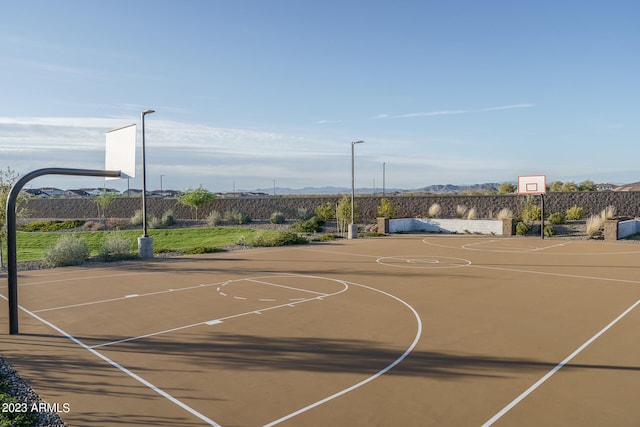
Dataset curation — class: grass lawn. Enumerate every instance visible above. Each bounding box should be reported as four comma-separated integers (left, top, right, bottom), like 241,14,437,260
7,227,278,262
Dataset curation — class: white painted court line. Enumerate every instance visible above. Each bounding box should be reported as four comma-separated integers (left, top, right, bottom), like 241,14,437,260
32,280,229,313
471,264,640,285
246,278,330,296
0,294,222,427
92,277,350,348
482,298,640,427
262,279,422,427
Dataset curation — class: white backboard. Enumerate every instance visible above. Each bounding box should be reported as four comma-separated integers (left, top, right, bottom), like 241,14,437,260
518,175,546,194
105,124,136,179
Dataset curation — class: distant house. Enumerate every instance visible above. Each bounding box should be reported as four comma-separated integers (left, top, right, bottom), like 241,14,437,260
122,189,143,197
65,189,91,198
595,183,615,191
22,188,49,198
150,189,181,197
37,187,65,197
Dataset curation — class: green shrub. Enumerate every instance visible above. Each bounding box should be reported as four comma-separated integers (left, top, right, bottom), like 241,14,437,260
547,212,566,225
290,216,325,233
377,198,397,218
515,221,531,236
521,202,542,222
162,210,176,227
544,224,557,237
0,392,38,427
252,231,308,247
98,234,135,262
45,235,90,267
224,209,251,225
311,234,343,242
19,219,85,232
269,211,286,224
206,210,223,226
565,205,585,220
130,209,144,226
296,207,312,221
181,246,225,254
315,202,335,220
147,215,160,229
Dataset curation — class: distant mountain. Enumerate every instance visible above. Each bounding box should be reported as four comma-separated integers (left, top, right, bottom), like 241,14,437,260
415,183,501,194
251,183,501,195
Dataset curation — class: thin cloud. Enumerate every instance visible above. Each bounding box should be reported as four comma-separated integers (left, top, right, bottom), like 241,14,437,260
371,104,533,120
395,110,468,118
316,119,342,124
480,103,535,112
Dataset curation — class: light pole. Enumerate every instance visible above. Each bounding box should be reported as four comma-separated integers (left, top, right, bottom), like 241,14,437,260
349,140,364,239
160,174,165,195
383,162,386,197
139,109,155,258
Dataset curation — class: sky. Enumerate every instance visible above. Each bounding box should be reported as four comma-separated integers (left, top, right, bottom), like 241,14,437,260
1,1,639,193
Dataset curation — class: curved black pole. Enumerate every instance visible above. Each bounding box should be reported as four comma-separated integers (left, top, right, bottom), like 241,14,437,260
6,168,121,334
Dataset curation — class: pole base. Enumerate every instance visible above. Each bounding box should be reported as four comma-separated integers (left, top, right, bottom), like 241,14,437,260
348,223,358,239
138,236,154,259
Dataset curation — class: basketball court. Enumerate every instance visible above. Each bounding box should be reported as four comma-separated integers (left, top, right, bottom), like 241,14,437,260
1,234,640,426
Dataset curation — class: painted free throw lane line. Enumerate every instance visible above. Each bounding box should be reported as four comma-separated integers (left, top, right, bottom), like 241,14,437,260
482,298,640,427
0,294,222,427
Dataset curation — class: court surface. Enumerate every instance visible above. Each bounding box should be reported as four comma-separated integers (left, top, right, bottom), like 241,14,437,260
1,234,640,426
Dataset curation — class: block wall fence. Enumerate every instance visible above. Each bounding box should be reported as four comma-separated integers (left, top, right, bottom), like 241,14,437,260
18,192,640,222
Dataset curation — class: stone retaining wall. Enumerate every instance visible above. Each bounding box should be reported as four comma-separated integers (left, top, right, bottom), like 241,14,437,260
18,192,640,222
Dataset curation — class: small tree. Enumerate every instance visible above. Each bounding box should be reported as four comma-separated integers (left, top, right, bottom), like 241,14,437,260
95,190,117,221
178,185,215,220
315,202,335,220
0,167,21,269
497,182,516,195
377,198,397,218
336,194,359,233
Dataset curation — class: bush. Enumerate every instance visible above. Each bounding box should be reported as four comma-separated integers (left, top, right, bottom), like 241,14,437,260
224,209,251,225
428,203,441,218
496,208,513,220
45,235,90,267
252,231,308,247
521,201,541,222
206,210,223,226
130,209,144,226
601,205,616,221
148,215,160,229
290,216,325,233
544,224,557,237
586,214,604,237
466,207,477,220
296,207,312,221
515,221,531,236
315,202,335,220
162,210,176,227
181,246,225,254
455,205,468,218
377,198,397,218
547,212,566,225
269,211,286,224
98,234,135,262
19,219,85,232
565,205,585,220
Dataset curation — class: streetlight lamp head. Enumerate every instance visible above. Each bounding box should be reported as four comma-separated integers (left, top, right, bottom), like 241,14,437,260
352,140,364,145
142,109,155,115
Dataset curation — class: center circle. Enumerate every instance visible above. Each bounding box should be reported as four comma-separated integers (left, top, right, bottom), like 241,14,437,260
377,256,471,269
